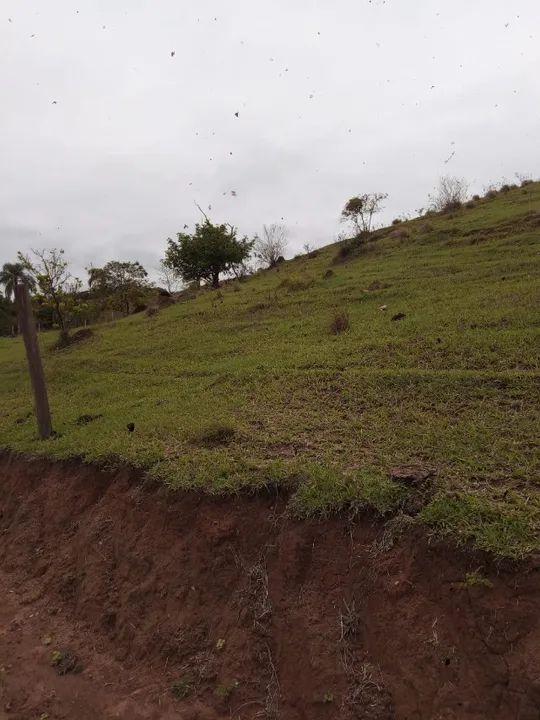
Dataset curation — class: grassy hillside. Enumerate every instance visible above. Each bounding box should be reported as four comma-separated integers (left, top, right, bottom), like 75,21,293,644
1,184,539,556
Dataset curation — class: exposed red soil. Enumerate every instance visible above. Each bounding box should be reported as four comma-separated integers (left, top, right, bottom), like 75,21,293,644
1,453,540,720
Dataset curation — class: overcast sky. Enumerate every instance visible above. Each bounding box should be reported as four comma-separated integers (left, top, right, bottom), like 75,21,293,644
1,0,539,282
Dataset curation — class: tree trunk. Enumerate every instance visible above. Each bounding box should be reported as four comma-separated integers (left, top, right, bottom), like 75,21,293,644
211,271,220,288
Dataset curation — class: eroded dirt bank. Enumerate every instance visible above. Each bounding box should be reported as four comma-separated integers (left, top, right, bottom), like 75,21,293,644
0,454,539,720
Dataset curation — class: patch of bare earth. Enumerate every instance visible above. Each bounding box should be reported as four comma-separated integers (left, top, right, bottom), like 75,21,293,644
1,453,540,719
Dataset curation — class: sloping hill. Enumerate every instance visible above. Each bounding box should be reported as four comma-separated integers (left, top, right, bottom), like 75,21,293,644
1,183,539,556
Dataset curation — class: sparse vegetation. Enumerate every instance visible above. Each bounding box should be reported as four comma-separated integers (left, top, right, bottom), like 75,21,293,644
171,675,194,699
429,176,468,212
254,224,288,269
214,679,239,700
464,571,494,589
1,182,539,557
341,192,388,234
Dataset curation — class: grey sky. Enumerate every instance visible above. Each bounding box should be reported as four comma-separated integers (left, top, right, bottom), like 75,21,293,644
1,0,539,282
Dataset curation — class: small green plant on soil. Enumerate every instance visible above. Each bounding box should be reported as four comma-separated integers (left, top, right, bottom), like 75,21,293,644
464,571,494,589
171,675,194,699
214,679,239,699
51,649,81,675
323,692,335,703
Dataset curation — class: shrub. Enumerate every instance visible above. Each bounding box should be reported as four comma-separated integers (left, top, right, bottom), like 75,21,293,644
465,200,476,209
53,327,93,350
254,224,288,269
429,176,468,212
333,231,372,263
500,184,511,193
329,310,350,335
444,200,463,212
334,242,354,262
521,179,533,187
323,269,334,279
485,189,498,199
392,218,402,225
472,194,480,201
145,306,159,317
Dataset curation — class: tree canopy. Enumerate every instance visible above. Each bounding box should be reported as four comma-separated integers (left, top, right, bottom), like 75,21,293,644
165,220,253,288
0,262,36,300
88,260,148,315
341,193,388,234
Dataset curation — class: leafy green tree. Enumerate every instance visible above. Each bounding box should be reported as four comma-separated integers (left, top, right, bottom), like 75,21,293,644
88,260,148,315
0,262,36,300
165,219,253,288
0,295,17,336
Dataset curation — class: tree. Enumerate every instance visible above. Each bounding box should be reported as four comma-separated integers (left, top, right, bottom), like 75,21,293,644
341,193,388,234
0,295,17,336
88,260,148,315
20,249,76,333
254,224,287,268
165,219,253,288
157,259,183,294
429,176,468,212
0,262,35,300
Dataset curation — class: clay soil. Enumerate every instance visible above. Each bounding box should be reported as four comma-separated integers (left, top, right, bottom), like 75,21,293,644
1,453,540,720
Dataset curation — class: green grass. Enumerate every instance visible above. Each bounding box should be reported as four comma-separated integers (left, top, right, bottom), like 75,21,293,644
1,184,539,557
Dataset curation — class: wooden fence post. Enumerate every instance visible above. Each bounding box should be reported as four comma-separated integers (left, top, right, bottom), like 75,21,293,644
15,282,53,439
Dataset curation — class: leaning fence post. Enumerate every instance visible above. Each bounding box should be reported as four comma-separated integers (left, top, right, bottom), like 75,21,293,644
15,282,53,439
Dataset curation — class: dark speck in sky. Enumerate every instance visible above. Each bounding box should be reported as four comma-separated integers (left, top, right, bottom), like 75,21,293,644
170,50,175,57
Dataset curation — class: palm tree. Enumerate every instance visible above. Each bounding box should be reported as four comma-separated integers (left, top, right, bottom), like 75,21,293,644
0,262,35,300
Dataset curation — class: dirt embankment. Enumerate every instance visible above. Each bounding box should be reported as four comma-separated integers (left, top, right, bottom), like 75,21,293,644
0,454,539,720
